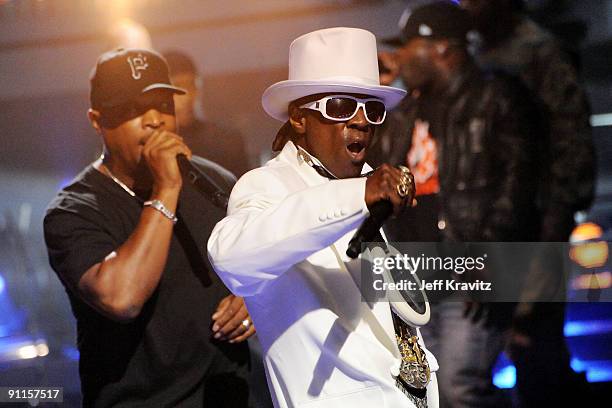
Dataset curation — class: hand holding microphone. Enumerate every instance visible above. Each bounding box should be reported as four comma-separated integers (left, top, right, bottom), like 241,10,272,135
142,130,192,192
365,164,414,215
142,130,229,209
347,164,415,258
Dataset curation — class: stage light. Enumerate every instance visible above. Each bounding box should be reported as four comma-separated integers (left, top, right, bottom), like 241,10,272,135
105,0,134,19
570,242,609,269
565,319,612,337
571,271,612,290
493,365,516,389
569,222,608,269
16,344,38,359
586,366,612,382
36,342,49,357
570,222,603,243
107,17,153,50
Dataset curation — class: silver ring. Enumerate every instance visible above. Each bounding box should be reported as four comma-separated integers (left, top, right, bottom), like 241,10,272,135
241,319,251,329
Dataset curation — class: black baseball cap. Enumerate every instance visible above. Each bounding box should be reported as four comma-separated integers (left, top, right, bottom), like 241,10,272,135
90,48,185,110
382,1,472,47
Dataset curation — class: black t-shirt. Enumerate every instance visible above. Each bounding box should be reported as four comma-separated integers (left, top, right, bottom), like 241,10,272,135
44,156,250,407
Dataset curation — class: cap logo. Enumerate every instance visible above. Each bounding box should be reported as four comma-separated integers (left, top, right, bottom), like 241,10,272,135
418,24,433,37
127,54,148,80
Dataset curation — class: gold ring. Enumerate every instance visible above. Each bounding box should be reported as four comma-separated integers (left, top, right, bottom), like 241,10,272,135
398,165,412,176
397,166,415,199
241,319,251,329
397,181,410,198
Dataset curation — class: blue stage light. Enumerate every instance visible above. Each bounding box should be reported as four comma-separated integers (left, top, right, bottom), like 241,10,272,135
493,364,516,389
564,319,612,336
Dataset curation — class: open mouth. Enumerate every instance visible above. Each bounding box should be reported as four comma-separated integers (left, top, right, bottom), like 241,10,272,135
346,140,367,161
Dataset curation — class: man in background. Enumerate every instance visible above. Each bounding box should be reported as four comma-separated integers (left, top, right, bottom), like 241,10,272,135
461,1,595,406
372,2,540,406
163,50,251,177
164,49,273,408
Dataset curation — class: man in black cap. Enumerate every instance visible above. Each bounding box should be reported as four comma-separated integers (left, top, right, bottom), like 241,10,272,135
371,2,541,406
44,48,254,407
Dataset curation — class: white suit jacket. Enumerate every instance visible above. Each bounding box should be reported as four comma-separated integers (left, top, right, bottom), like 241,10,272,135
208,141,438,408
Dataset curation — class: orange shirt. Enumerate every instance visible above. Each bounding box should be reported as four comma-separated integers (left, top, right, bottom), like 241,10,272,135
406,119,440,196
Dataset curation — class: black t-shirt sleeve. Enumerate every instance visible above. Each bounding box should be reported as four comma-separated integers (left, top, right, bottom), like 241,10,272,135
44,206,118,292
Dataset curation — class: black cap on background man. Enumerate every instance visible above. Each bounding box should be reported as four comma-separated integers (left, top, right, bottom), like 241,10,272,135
383,1,473,47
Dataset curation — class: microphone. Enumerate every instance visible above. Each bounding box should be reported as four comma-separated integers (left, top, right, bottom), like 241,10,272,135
177,154,229,210
346,200,393,259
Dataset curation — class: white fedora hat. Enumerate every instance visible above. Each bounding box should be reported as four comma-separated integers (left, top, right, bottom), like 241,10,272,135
262,27,406,122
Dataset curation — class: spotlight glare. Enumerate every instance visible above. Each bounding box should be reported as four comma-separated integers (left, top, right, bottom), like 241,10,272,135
17,345,38,360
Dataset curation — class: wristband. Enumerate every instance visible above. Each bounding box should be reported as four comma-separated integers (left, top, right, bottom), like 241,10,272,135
143,200,178,224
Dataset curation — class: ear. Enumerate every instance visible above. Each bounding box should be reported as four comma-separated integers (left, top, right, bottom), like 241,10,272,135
88,108,103,134
288,104,307,135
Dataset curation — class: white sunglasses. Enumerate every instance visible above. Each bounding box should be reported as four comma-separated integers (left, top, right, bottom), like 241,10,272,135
299,95,387,125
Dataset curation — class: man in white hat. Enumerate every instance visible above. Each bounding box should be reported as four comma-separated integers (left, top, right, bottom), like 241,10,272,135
208,27,439,407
